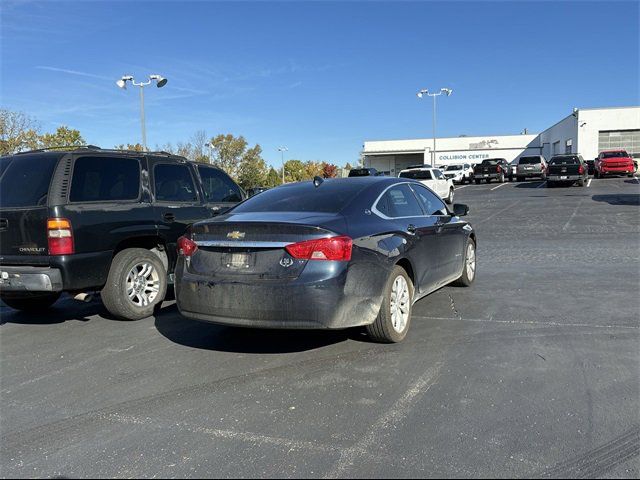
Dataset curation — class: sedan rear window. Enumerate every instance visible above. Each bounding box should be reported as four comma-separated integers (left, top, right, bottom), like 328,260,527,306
232,180,366,213
0,154,58,207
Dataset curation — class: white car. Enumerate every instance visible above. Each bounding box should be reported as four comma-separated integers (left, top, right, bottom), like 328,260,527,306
398,167,455,204
443,163,474,184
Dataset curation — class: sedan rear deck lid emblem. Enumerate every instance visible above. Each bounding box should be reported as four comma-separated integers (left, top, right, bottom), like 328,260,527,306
227,231,245,240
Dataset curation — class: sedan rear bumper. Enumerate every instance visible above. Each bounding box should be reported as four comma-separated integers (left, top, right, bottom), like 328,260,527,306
175,259,387,330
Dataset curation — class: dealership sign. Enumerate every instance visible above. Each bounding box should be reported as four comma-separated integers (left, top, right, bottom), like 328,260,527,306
435,151,492,163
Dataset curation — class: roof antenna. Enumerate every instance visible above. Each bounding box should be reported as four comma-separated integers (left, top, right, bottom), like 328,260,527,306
313,176,324,188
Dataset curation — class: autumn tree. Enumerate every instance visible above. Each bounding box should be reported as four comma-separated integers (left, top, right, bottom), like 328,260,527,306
209,134,264,180
321,162,338,178
283,159,306,182
0,109,40,154
114,143,144,151
237,145,268,189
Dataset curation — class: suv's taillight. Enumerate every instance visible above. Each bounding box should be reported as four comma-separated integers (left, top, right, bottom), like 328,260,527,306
285,236,352,261
47,218,74,255
496,165,502,173
177,236,198,257
578,165,585,175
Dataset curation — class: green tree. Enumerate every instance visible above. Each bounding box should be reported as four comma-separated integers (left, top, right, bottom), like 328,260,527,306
284,159,306,182
304,161,323,179
209,134,250,179
265,167,281,187
237,145,268,189
38,126,84,149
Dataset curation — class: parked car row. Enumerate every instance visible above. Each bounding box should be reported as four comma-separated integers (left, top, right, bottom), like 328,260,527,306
0,147,476,343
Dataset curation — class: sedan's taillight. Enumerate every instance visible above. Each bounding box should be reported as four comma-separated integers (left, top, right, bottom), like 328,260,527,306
286,236,352,261
47,218,74,255
177,236,198,257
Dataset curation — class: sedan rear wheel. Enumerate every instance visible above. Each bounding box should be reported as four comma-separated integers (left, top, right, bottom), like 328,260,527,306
366,266,413,343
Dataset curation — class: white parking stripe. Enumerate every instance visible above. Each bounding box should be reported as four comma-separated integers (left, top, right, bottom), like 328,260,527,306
536,181,547,189
490,182,508,191
587,179,592,187
455,185,469,190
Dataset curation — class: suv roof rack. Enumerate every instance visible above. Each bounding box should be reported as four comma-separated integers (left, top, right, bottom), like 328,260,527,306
13,145,187,161
15,145,102,155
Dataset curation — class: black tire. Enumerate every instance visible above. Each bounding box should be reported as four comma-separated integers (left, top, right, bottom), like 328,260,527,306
541,173,547,181
578,178,585,187
475,179,481,185
547,181,555,188
499,173,505,183
517,176,524,182
101,248,167,320
594,170,600,179
1,292,61,312
365,266,414,343
445,187,454,204
452,237,476,287
628,174,635,178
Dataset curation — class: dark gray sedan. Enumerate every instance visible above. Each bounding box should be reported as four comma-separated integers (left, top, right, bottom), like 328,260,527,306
175,177,476,343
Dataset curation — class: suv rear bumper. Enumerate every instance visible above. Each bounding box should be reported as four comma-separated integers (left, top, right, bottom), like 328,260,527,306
548,174,582,181
0,266,63,292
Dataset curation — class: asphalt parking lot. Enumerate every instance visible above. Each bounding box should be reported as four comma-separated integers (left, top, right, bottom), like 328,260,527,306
1,176,639,478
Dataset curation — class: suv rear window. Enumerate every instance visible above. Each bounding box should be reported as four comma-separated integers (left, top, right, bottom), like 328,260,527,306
519,157,541,164
70,156,141,203
0,154,59,208
197,166,243,203
550,156,579,165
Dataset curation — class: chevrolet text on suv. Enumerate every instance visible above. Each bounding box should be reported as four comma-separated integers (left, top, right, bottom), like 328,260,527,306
0,147,245,319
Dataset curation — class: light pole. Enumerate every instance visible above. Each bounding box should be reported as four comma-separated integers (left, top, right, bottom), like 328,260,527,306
206,142,214,164
417,87,453,167
278,146,288,184
116,74,168,151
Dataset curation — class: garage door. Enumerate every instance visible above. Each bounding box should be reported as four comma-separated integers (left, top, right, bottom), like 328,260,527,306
598,130,640,156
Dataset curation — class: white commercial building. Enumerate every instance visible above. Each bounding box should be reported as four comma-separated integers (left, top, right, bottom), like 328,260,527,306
363,106,640,176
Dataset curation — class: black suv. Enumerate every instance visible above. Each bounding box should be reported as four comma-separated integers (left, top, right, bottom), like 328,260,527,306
0,147,244,319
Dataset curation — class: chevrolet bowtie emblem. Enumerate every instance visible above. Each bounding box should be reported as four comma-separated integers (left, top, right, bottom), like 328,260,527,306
227,231,245,240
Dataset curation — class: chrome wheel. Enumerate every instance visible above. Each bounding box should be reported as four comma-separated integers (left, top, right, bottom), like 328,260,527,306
126,262,160,307
390,275,410,333
466,243,476,281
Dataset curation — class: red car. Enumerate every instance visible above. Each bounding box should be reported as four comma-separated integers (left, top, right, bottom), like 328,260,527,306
595,150,636,178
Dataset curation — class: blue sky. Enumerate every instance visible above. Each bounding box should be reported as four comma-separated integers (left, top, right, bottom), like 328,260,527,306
2,1,639,168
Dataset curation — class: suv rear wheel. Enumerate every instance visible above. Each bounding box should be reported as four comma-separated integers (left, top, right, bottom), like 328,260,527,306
102,248,167,320
1,292,61,312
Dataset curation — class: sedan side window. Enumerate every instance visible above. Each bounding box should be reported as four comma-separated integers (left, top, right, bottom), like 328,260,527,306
376,184,424,218
411,184,448,216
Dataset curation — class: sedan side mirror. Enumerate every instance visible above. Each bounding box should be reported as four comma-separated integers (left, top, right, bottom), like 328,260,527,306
453,203,469,216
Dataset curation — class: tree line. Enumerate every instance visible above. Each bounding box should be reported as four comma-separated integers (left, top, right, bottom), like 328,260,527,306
1,108,353,189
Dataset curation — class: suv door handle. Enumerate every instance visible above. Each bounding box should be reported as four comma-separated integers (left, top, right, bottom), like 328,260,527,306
407,224,417,235
163,212,176,223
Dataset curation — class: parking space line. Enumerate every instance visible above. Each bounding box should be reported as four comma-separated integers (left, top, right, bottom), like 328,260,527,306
536,181,547,188
413,315,640,330
455,185,469,190
474,200,519,224
324,362,443,478
490,183,508,191
587,179,592,187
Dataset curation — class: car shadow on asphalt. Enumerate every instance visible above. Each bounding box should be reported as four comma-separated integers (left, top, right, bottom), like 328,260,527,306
592,194,640,206
0,298,100,325
512,180,545,188
154,303,365,354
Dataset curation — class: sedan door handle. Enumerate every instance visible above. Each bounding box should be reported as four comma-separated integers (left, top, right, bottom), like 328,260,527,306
407,224,417,235
163,212,176,223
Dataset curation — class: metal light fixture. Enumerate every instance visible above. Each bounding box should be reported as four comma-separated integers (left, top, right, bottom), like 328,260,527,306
416,87,453,166
278,146,288,184
116,74,168,150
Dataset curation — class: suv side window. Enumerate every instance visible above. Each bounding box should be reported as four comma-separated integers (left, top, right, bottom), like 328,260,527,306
154,164,198,203
411,184,448,216
375,184,424,218
197,165,243,203
70,156,140,203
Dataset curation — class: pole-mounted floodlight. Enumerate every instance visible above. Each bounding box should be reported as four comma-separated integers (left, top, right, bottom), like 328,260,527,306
278,146,288,184
416,87,453,167
116,74,168,150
